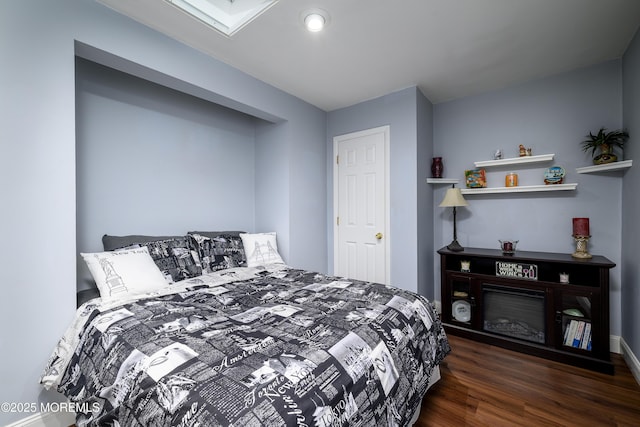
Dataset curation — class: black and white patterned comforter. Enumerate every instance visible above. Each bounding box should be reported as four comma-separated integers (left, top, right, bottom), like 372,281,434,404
42,265,450,427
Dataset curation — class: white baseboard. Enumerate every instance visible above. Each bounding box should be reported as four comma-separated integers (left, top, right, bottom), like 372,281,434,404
610,334,621,354
4,411,75,427
620,337,640,386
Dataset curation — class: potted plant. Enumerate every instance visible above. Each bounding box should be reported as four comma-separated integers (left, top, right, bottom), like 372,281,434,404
581,127,629,165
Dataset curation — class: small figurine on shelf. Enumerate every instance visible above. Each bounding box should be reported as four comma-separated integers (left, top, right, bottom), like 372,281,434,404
519,144,533,157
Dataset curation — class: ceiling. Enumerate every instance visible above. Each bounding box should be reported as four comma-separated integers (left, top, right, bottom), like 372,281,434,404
98,0,640,111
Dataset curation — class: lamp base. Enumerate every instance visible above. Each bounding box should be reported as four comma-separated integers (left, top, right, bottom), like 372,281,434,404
447,240,464,252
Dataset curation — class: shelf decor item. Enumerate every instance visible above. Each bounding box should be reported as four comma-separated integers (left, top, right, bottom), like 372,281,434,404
499,239,518,255
572,217,592,259
581,127,629,165
452,300,471,322
505,172,518,187
464,168,486,188
431,157,443,178
439,186,469,252
544,165,566,185
573,217,590,236
518,144,532,157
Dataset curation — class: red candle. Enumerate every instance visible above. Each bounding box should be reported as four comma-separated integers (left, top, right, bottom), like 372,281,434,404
572,218,590,236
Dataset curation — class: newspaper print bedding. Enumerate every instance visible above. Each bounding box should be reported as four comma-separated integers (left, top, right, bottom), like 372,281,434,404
42,265,450,427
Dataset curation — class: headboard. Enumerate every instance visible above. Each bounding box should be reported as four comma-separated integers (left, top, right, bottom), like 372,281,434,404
77,288,100,307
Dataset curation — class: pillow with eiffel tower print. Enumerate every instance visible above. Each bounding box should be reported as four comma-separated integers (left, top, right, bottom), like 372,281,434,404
240,232,285,267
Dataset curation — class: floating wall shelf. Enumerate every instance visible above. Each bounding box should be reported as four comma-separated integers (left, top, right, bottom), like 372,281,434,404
575,160,632,174
474,153,555,168
460,183,577,195
427,178,460,184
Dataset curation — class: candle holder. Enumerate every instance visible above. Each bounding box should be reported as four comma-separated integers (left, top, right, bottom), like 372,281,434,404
572,235,592,259
499,239,518,255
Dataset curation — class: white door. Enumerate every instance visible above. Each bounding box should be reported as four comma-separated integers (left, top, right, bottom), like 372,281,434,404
333,126,389,284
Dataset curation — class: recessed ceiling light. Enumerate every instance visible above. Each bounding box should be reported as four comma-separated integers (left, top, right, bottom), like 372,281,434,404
302,9,329,32
305,13,325,32
165,0,279,37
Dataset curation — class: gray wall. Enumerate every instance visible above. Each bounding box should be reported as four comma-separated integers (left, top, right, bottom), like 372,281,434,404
433,60,624,336
0,1,326,424
622,29,640,358
327,87,433,294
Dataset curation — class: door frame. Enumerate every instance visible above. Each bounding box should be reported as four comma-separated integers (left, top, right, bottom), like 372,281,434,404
332,125,391,284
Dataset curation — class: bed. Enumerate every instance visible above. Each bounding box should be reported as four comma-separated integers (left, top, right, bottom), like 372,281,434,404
41,232,450,427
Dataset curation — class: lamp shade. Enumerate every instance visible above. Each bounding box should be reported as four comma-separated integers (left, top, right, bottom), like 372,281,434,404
439,188,469,208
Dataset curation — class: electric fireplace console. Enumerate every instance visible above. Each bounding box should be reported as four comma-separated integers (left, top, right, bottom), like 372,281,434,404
438,247,615,373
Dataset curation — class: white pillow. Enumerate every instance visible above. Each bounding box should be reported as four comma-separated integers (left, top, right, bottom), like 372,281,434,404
81,247,169,300
240,232,285,267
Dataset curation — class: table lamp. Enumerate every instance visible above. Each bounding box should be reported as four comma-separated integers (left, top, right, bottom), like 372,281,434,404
439,186,469,252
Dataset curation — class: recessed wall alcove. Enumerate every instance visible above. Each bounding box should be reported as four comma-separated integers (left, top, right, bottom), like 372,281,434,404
74,44,282,290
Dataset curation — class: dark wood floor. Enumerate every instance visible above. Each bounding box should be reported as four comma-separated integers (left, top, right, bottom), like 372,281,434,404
416,335,640,426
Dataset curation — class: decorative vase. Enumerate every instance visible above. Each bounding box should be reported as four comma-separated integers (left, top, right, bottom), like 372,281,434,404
431,157,443,178
593,144,617,165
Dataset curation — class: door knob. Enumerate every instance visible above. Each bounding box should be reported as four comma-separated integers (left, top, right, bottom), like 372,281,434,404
375,232,383,240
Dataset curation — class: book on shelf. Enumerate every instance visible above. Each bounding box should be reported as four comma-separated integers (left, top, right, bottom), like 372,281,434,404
564,320,578,346
572,321,585,348
580,323,592,350
563,319,592,350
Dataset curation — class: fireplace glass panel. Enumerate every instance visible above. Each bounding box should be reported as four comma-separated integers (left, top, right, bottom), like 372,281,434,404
483,285,545,344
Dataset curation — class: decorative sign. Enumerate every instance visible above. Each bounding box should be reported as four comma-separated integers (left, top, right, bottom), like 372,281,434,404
495,261,538,280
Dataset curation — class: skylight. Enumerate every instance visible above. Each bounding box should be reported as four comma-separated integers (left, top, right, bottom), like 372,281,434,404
165,0,279,37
